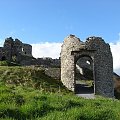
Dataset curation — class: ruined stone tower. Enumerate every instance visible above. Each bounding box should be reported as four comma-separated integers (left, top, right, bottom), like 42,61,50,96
61,35,114,98
0,37,32,63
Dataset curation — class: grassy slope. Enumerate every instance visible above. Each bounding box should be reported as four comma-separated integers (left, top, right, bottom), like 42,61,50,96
0,66,69,93
0,66,120,120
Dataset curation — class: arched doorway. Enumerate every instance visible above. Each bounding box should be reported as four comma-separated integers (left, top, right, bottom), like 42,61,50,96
75,55,94,94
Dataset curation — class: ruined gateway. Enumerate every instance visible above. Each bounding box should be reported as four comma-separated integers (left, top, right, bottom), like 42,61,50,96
61,35,114,98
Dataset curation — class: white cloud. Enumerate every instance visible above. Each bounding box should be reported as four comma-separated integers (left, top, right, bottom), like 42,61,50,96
0,40,4,47
31,42,62,59
110,42,120,75
31,41,120,75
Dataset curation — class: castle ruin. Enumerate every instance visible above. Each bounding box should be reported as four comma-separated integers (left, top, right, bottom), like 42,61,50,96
61,35,114,98
0,37,32,63
0,37,60,67
0,36,115,98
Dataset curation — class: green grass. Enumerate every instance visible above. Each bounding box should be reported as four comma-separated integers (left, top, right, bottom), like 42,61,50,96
0,66,120,120
79,80,93,87
0,61,20,66
0,85,120,120
0,66,69,93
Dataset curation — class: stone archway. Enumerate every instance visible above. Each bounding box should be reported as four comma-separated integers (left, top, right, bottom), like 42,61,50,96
75,55,94,94
61,35,114,98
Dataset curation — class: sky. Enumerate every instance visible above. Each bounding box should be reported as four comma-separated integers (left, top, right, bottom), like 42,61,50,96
0,0,120,74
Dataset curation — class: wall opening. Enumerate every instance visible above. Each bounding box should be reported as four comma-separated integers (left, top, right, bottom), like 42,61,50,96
75,56,94,94
1,56,6,61
12,54,17,62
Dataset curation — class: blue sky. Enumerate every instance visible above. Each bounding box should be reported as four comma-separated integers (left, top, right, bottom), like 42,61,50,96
0,0,120,43
0,0,120,74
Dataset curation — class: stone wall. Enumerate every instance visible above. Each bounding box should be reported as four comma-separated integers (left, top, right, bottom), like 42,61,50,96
45,68,61,80
61,35,114,98
29,57,60,68
22,43,32,56
0,37,61,67
0,37,32,63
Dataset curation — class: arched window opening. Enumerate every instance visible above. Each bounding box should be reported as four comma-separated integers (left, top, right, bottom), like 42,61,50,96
86,60,91,65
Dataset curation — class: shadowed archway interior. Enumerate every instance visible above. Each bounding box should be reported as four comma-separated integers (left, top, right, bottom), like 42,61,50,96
75,56,94,94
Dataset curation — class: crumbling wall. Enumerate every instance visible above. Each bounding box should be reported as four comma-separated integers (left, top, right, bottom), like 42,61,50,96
61,35,82,91
0,37,32,63
61,35,114,98
22,43,32,56
45,68,61,80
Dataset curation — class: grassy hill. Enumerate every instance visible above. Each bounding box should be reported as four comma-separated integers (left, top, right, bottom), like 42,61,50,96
0,66,69,93
0,66,120,120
